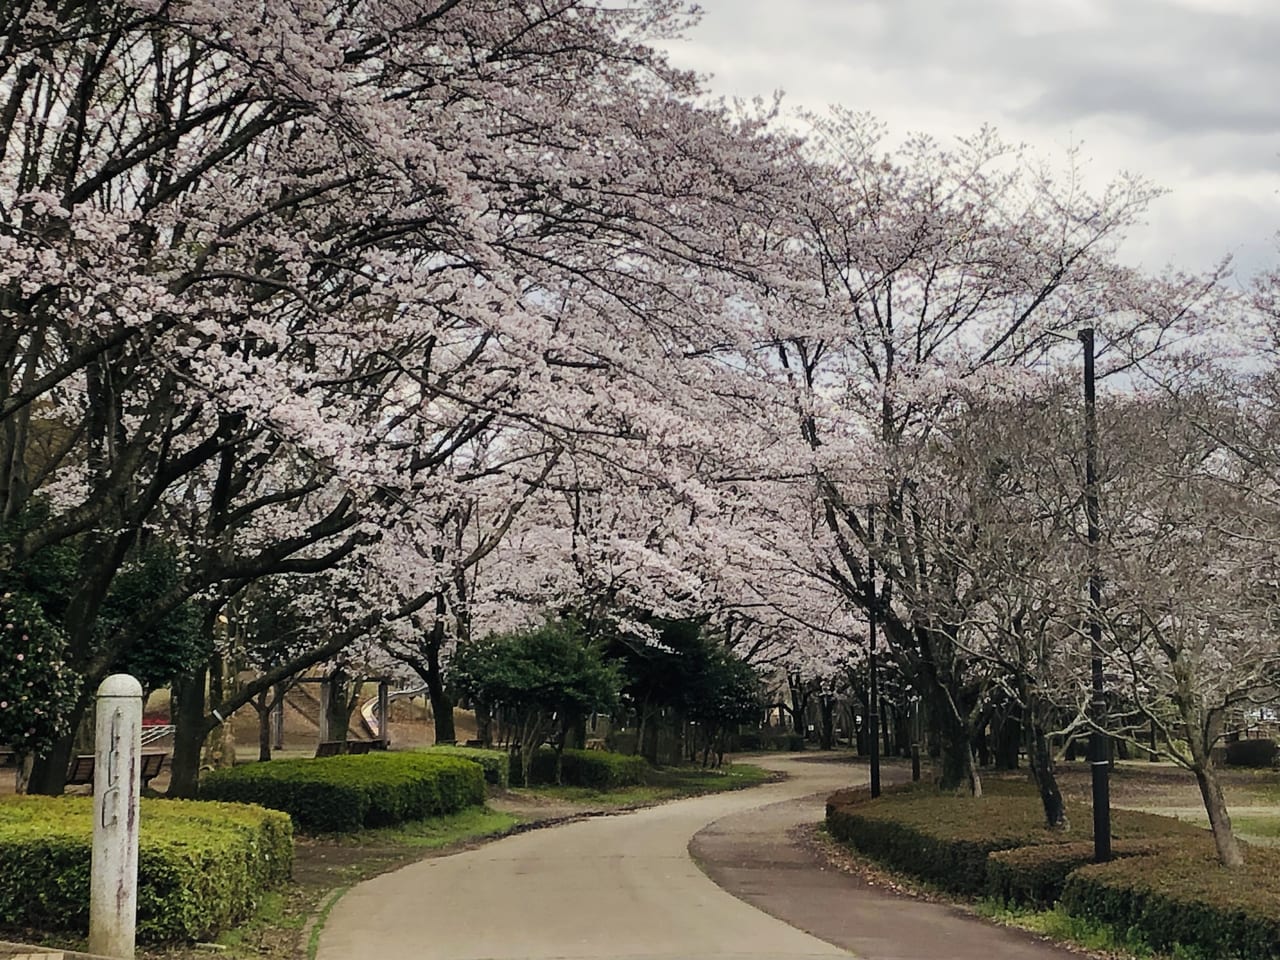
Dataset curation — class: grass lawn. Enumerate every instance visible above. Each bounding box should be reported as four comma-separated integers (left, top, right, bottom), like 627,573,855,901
1053,760,1280,847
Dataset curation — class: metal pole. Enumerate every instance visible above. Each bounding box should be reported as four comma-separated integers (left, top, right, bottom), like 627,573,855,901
910,697,922,782
1079,327,1112,862
273,695,285,751
90,674,142,959
868,503,881,798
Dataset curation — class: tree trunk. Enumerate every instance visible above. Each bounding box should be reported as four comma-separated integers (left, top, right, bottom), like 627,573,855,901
641,704,660,764
819,696,835,750
324,668,356,742
26,726,77,795
475,697,493,747
1194,765,1244,868
894,706,911,759
995,712,1021,770
168,666,209,798
975,724,991,768
937,710,981,795
424,637,455,744
1027,723,1068,830
787,674,809,736
255,696,272,762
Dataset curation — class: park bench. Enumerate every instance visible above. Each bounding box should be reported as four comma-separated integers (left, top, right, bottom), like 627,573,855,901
344,740,371,755
0,748,16,767
315,740,346,757
65,751,168,788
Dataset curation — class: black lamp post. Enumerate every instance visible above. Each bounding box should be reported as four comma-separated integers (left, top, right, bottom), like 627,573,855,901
1079,327,1112,862
867,502,881,798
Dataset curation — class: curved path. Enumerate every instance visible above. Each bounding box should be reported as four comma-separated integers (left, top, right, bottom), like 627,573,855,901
317,755,858,960
317,754,1079,960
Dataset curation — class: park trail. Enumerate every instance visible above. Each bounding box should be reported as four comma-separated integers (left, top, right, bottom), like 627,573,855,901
317,753,1083,960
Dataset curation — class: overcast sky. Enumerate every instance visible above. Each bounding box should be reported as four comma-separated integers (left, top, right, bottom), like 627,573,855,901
659,0,1279,282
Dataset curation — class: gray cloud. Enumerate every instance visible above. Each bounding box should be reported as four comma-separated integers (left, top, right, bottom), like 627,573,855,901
662,0,1280,274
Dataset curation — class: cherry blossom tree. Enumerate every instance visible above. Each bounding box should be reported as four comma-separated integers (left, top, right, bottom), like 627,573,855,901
735,110,1227,793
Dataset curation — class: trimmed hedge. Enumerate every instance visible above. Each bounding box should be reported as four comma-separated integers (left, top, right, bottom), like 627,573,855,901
518,747,651,788
1223,738,1278,768
200,752,484,832
986,839,1175,908
824,777,1280,958
420,745,510,789
1062,846,1280,959
0,795,291,943
825,779,1202,895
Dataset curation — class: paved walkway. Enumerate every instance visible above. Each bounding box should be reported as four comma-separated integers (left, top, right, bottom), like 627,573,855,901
692,757,1080,959
317,754,1079,960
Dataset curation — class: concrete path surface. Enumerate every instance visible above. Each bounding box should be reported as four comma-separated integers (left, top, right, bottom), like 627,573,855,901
317,754,1079,960
317,755,860,960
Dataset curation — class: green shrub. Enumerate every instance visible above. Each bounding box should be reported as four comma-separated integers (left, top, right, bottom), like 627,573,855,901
986,839,1174,908
824,779,1201,896
200,752,484,832
419,745,509,789
1223,738,1278,768
520,747,651,788
1061,846,1280,959
0,795,291,943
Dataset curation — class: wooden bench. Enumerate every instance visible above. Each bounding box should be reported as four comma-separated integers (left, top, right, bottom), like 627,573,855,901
0,748,16,768
344,740,371,755
315,740,347,758
66,754,96,786
140,751,167,787
66,751,169,788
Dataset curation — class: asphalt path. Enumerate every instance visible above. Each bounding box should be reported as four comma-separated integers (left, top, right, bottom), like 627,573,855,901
316,754,862,960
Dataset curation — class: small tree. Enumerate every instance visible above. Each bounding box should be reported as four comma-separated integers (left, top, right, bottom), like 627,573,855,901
683,647,763,768
0,590,78,788
451,620,619,786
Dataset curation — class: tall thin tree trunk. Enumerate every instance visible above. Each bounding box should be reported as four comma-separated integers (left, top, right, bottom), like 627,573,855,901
424,623,455,744
1027,723,1068,829
1195,765,1244,868
819,696,835,750
168,666,209,798
255,695,272,762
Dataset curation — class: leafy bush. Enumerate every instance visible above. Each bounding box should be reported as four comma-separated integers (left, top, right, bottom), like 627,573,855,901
1061,845,1280,959
825,779,1200,895
520,747,651,788
200,752,484,832
986,839,1175,908
420,745,509,789
0,590,78,757
0,795,291,943
1223,738,1278,768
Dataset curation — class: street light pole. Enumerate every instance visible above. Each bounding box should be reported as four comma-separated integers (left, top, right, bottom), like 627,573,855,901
1079,327,1112,862
867,503,881,798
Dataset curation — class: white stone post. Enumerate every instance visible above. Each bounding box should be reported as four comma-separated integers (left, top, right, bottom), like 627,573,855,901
90,674,143,959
